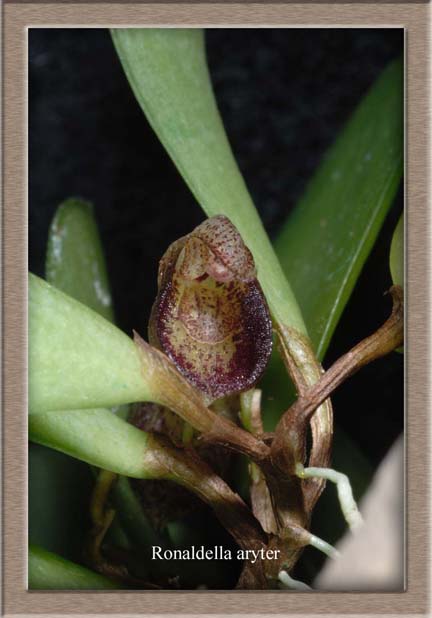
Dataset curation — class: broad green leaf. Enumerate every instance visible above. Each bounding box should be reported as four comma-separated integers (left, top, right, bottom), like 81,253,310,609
275,58,403,361
29,408,156,478
29,273,155,413
28,545,118,590
45,198,114,321
111,28,306,336
29,273,246,436
390,212,404,288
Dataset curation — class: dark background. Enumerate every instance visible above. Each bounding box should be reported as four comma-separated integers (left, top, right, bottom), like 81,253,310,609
29,28,404,583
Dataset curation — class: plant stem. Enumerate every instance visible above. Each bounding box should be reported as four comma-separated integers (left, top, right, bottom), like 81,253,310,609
147,435,268,550
274,323,333,509
271,286,404,495
134,332,270,462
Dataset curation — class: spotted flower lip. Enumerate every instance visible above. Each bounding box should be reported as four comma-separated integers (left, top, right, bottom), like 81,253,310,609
149,215,273,401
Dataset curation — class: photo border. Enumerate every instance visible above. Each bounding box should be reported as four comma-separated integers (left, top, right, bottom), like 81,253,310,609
2,2,430,616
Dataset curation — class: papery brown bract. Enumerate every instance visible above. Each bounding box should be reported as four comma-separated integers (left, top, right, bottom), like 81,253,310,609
149,216,273,400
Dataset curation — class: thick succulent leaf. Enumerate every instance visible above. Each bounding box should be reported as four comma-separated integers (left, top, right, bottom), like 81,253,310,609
29,273,156,413
275,58,403,361
28,545,118,590
390,213,404,288
45,198,114,321
111,28,306,336
29,273,227,441
29,408,156,478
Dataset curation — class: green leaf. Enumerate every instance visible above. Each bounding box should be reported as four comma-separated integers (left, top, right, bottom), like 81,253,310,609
262,60,402,565
111,28,306,336
42,199,148,547
30,199,114,560
261,58,402,431
45,198,114,321
28,545,118,590
275,58,403,361
29,408,157,478
390,212,404,288
29,273,156,413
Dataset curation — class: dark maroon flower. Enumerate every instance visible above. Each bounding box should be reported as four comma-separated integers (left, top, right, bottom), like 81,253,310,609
149,215,273,400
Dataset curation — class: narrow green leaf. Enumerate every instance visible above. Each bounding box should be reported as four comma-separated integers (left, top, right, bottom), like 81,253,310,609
111,28,306,336
28,545,118,590
275,58,403,361
29,408,156,478
45,198,114,321
29,273,155,413
263,61,402,565
261,58,403,425
390,212,404,288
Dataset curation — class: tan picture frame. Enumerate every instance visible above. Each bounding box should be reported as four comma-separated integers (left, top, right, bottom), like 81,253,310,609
3,1,430,616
